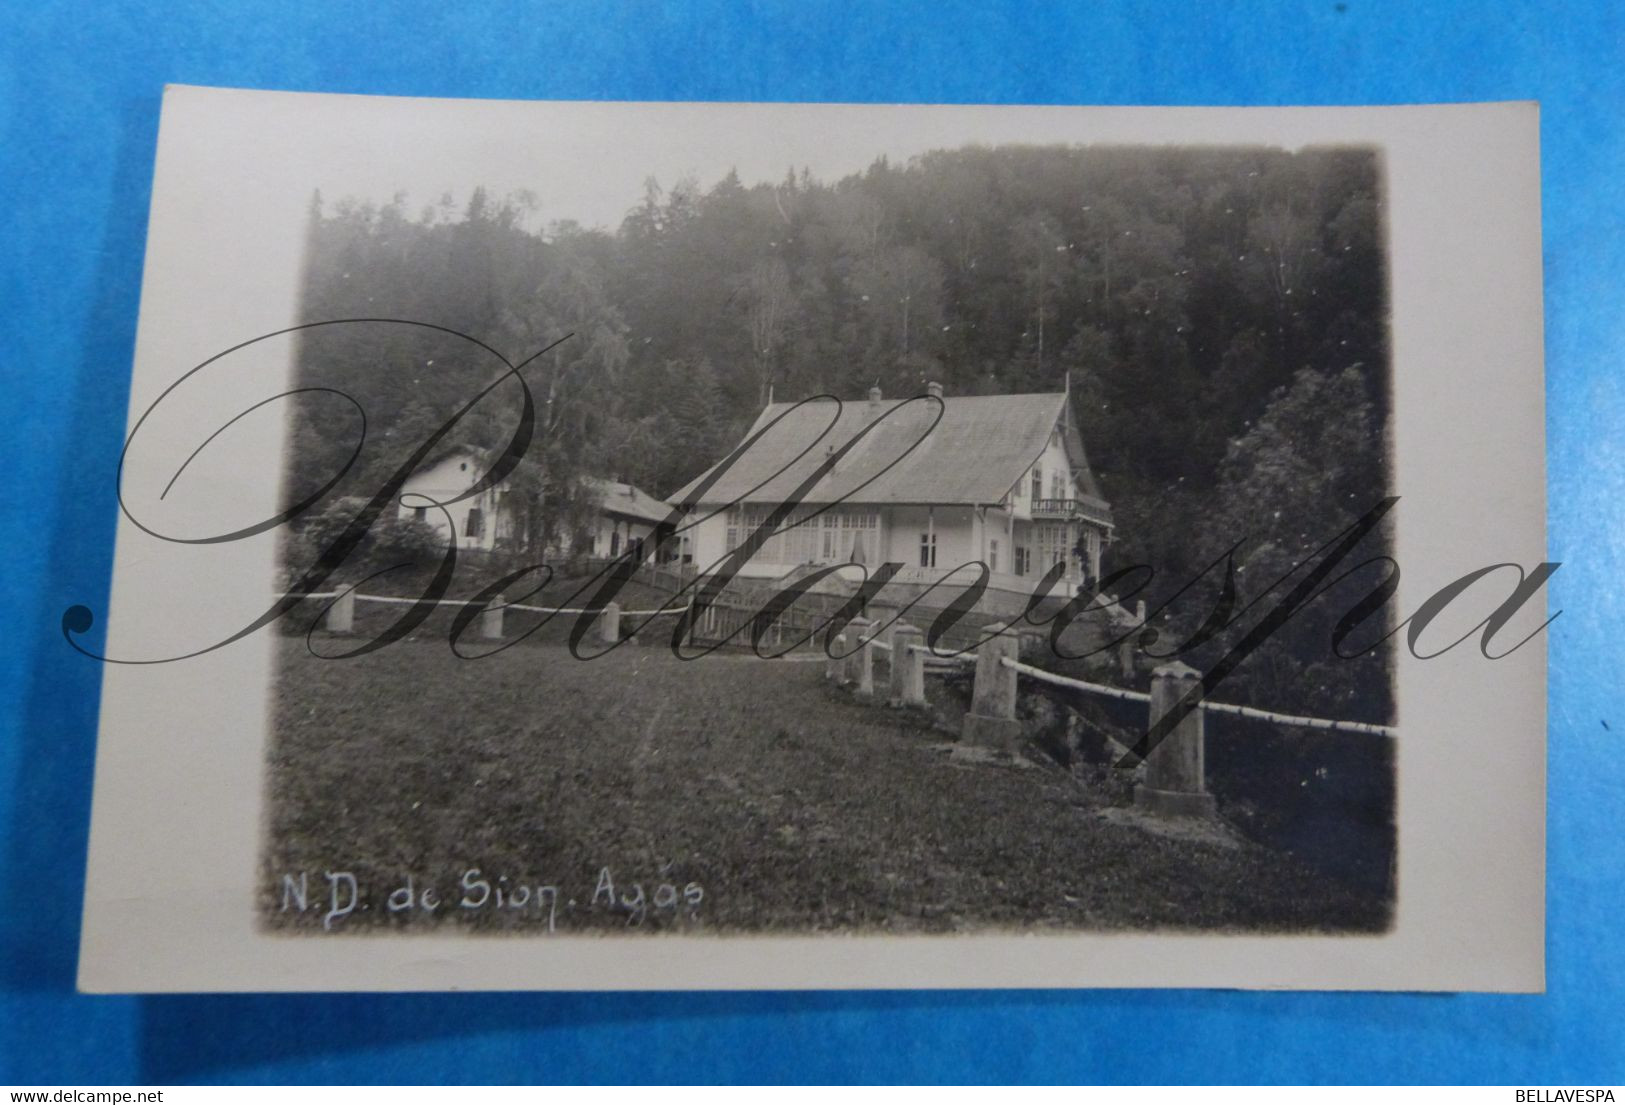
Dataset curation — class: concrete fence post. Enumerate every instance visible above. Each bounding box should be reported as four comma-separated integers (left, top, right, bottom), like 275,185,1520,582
1134,660,1217,818
960,621,1022,752
480,596,505,640
889,624,926,707
597,601,622,645
324,588,355,634
869,603,899,650
1119,637,1137,681
826,631,847,683
844,617,874,697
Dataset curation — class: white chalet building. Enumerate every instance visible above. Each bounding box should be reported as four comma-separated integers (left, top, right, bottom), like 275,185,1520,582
670,382,1114,607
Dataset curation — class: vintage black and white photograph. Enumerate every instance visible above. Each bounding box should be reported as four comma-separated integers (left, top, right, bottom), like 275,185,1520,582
260,128,1398,937
77,91,1545,993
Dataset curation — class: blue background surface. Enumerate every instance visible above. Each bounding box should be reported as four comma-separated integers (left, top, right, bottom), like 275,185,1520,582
2,0,1621,1085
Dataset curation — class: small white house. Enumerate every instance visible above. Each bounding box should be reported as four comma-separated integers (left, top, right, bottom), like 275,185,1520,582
396,448,672,559
579,477,672,559
396,447,513,551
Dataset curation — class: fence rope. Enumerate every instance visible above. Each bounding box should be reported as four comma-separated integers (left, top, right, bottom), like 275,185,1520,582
910,643,968,659
1000,657,1152,704
1184,698,1397,738
906,643,975,663
714,653,830,663
1000,656,1395,737
913,650,975,671
285,592,688,618
504,600,689,618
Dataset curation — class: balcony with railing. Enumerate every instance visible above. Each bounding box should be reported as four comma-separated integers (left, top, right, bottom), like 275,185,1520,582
1029,496,1114,526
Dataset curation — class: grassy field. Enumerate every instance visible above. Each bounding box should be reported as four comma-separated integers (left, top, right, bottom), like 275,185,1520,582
261,633,1390,936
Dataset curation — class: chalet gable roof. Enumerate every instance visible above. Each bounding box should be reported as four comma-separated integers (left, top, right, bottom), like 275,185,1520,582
672,391,1108,511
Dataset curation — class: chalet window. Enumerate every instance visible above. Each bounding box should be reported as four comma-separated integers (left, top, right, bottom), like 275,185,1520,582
919,532,937,568
465,507,484,539
1035,523,1070,576
988,540,999,573
1015,546,1030,576
1030,466,1042,502
781,508,813,563
413,506,427,522
721,507,883,566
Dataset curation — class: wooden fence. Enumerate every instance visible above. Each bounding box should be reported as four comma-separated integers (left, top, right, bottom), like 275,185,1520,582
825,617,1397,821
684,593,824,653
287,589,685,644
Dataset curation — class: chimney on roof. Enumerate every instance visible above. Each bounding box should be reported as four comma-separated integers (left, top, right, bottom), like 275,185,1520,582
926,381,944,400
868,385,882,407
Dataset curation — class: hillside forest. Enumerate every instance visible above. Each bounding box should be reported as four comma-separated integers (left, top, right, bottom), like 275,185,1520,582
283,142,1393,719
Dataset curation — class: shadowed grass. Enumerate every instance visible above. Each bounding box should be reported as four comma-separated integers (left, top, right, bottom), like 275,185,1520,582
261,636,1388,935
